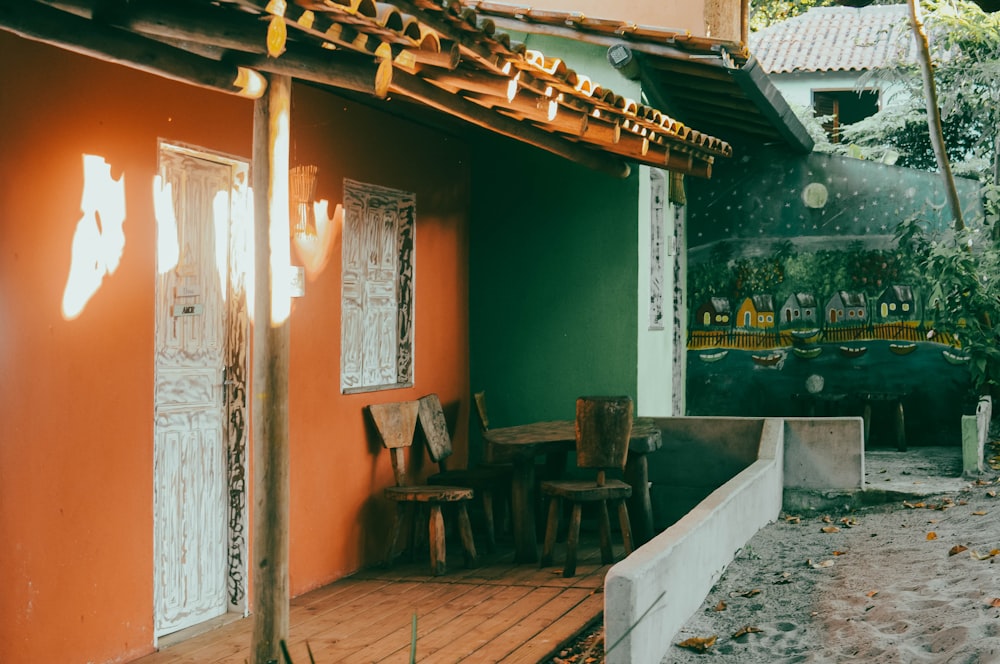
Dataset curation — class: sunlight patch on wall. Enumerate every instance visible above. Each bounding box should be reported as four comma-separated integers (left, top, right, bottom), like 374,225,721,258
62,155,126,320
153,176,180,274
292,200,342,275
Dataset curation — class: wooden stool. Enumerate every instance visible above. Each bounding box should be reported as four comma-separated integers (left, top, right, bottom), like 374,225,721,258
369,400,477,575
540,396,635,577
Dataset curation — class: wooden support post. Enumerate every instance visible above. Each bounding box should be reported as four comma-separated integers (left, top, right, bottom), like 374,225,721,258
251,73,292,664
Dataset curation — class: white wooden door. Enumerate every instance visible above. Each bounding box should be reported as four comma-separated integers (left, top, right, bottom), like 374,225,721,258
154,145,243,636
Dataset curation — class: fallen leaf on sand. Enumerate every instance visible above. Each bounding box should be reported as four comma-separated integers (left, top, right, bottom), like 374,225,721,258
808,559,834,569
988,598,1000,607
866,590,879,598
970,549,999,560
732,626,763,639
904,501,926,509
927,532,938,540
840,517,859,527
833,550,848,556
973,511,988,516
989,491,998,498
714,600,727,612
676,636,717,652
822,515,833,523
785,515,801,524
821,526,840,533
730,589,761,598
949,545,969,556
774,572,792,584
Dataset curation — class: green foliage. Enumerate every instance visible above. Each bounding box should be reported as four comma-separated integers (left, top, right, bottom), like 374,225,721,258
839,1,1000,191
749,0,901,31
895,216,1000,393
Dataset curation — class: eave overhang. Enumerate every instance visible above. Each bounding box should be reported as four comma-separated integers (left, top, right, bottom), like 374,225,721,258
467,1,814,154
1,0,737,178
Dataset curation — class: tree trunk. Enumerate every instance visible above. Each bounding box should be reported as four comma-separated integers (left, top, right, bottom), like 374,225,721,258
908,0,966,231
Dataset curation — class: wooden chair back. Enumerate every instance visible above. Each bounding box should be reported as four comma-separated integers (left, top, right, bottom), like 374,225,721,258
575,396,633,471
368,400,420,487
417,394,454,466
473,391,490,431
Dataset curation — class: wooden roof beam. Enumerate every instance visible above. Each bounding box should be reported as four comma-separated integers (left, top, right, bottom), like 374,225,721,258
388,68,631,178
1,1,266,97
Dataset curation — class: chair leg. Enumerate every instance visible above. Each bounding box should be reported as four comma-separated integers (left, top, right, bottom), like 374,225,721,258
617,499,635,556
481,490,497,553
428,504,446,576
540,496,560,568
597,500,613,565
456,502,478,568
385,502,408,568
563,502,583,578
409,504,426,562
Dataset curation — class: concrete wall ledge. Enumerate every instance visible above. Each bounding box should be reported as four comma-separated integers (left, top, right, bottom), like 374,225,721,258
604,418,785,664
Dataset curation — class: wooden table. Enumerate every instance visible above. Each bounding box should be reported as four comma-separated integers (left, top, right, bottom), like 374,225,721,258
484,419,663,563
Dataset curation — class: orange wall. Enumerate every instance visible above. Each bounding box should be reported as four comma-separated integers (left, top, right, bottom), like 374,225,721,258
0,33,471,663
285,86,472,591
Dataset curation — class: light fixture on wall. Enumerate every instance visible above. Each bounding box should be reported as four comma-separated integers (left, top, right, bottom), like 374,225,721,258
289,164,340,276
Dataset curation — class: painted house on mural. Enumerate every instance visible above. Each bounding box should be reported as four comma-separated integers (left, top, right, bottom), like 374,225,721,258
750,4,914,143
878,284,915,320
826,290,868,325
696,297,732,328
736,294,776,329
780,292,818,326
0,1,815,663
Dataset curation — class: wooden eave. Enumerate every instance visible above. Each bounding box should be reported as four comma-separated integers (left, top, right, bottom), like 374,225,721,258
467,1,815,154
1,0,735,179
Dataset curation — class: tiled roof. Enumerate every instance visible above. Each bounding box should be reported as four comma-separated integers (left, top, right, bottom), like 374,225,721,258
2,0,735,177
749,5,915,74
467,1,814,153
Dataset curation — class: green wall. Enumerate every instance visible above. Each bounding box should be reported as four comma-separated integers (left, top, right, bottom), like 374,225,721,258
469,136,640,446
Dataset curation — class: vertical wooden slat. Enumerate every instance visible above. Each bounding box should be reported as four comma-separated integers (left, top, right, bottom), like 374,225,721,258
251,72,292,664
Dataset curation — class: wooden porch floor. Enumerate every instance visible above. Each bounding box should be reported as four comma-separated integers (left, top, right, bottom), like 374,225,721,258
135,538,615,664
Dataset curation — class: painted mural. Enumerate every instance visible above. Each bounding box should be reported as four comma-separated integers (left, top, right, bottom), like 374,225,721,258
685,149,984,446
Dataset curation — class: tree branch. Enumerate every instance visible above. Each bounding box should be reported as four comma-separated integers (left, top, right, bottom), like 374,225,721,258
908,0,966,230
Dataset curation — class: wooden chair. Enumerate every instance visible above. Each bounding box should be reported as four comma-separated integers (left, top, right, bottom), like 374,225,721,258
368,400,477,576
539,396,635,577
419,393,511,552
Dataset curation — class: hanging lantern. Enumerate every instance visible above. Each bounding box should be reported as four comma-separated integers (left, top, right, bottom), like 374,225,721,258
290,165,319,237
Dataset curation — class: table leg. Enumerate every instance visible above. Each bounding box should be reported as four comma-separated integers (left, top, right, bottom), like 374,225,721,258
624,453,654,546
511,459,538,563
862,401,872,447
894,399,906,451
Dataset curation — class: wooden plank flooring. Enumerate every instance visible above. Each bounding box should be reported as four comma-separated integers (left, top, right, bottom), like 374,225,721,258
134,538,616,664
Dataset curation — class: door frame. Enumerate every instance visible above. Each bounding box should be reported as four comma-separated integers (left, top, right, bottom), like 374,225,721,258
153,140,251,642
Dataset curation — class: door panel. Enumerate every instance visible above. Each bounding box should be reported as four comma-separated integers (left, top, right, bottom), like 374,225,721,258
154,147,234,636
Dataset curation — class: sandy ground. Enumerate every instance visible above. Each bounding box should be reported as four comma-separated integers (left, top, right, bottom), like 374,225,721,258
665,448,1000,664
547,445,1000,664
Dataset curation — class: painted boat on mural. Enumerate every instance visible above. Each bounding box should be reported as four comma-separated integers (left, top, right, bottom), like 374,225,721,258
751,352,783,367
789,328,821,340
793,346,823,359
698,349,729,363
889,342,917,356
839,346,868,358
942,349,970,365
